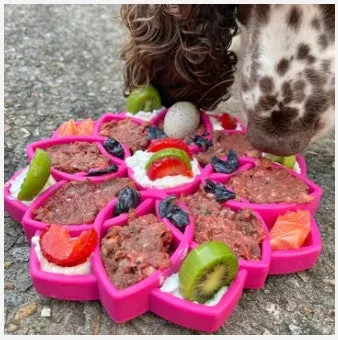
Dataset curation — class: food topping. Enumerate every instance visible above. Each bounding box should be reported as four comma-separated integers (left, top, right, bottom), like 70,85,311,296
148,138,193,159
39,224,98,267
126,84,162,114
204,180,236,202
103,138,125,159
32,178,135,225
57,118,94,136
270,210,311,251
210,149,239,174
220,112,237,130
178,241,238,303
17,149,51,201
44,142,110,174
87,164,118,176
228,158,313,204
114,187,140,216
188,133,213,151
146,126,167,141
163,102,200,139
159,196,190,231
101,214,172,289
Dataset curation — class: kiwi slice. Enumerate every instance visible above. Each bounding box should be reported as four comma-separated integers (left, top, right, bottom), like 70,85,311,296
17,149,51,201
266,153,296,169
179,241,238,303
126,84,162,114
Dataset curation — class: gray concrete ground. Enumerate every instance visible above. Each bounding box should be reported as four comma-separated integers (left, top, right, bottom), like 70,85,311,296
4,5,335,335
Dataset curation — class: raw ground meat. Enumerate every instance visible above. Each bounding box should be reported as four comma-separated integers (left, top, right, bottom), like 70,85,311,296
196,131,261,165
228,158,313,204
181,187,265,261
101,213,172,289
33,178,135,225
44,141,110,174
99,118,149,153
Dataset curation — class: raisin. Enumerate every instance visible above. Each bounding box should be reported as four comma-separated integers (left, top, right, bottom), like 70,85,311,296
114,187,140,216
103,138,125,159
159,196,189,231
87,164,118,176
204,179,236,202
147,126,167,141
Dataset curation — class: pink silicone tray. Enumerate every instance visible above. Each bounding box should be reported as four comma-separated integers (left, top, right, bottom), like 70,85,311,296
4,110,324,333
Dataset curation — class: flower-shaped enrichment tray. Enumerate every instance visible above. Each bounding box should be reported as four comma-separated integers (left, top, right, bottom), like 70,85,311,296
4,111,323,333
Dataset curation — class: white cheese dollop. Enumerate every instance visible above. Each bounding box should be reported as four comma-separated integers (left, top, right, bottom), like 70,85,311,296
160,273,228,307
8,167,56,205
125,106,165,121
32,235,92,275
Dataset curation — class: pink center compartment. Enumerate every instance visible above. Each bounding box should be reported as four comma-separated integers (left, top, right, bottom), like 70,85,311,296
26,136,129,182
91,193,194,323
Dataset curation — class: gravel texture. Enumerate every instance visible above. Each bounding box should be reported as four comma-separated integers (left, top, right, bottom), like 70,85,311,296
4,4,335,335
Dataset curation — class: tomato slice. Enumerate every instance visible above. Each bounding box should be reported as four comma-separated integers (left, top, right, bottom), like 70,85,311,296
147,138,193,159
147,156,193,180
269,210,311,251
40,224,98,267
220,112,237,130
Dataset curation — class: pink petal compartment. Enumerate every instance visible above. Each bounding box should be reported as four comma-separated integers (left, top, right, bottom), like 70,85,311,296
4,168,31,223
21,173,134,242
182,161,271,290
28,191,154,301
52,119,97,138
91,191,195,323
267,211,322,275
26,135,129,182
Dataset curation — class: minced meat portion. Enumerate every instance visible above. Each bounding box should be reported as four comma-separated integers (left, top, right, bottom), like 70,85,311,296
33,178,135,225
228,159,313,204
196,132,261,165
44,142,110,174
181,187,265,261
99,118,149,153
101,213,172,289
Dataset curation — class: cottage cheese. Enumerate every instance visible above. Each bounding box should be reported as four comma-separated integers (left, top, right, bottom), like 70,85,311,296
8,167,56,205
125,106,165,121
160,273,228,306
126,150,200,189
31,235,92,275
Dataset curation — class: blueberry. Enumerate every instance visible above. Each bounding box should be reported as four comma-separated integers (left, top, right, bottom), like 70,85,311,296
204,179,236,202
114,186,140,216
87,164,118,176
147,126,167,140
103,138,125,159
159,196,189,231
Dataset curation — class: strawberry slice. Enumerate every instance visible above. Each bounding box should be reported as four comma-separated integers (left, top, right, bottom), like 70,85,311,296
220,112,237,130
147,156,193,180
40,224,98,267
147,138,193,159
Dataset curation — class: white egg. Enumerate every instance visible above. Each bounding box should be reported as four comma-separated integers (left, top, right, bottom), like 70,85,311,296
163,102,200,139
